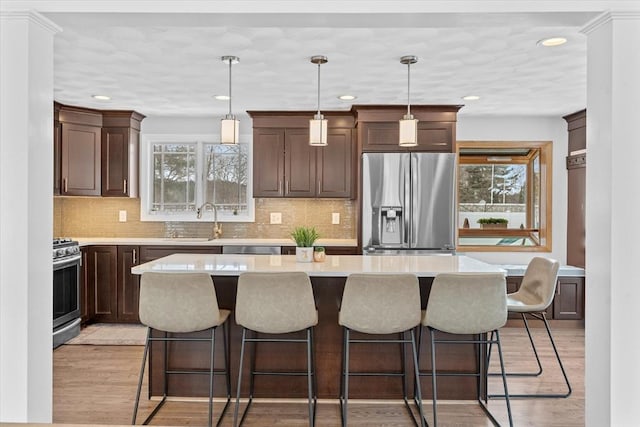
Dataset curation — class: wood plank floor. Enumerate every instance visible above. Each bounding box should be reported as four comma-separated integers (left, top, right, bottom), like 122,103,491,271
53,327,584,426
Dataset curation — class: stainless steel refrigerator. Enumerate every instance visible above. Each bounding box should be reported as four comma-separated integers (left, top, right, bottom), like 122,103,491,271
362,152,456,254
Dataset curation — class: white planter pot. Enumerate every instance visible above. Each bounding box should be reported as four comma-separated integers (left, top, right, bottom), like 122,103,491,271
295,247,314,263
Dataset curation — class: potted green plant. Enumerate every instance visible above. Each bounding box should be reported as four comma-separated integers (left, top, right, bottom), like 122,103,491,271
313,246,326,262
477,217,509,229
290,226,320,262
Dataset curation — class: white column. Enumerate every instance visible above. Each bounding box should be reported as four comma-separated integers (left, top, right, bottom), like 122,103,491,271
0,11,60,422
583,11,640,427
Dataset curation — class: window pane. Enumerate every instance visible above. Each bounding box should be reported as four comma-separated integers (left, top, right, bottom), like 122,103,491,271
459,163,527,229
151,143,196,212
204,144,248,216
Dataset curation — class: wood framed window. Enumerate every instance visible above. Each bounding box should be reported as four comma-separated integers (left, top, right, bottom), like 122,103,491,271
456,141,552,252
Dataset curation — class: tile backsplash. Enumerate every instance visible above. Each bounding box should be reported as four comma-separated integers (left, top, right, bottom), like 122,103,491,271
54,197,356,239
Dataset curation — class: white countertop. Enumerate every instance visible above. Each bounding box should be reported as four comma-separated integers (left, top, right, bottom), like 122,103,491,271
131,254,505,277
76,237,357,247
498,264,585,277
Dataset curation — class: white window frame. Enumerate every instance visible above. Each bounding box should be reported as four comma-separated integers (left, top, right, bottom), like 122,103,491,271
139,133,254,222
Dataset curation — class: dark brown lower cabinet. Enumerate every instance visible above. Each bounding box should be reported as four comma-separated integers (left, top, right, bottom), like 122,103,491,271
87,245,140,323
506,276,584,320
553,277,585,320
80,246,93,324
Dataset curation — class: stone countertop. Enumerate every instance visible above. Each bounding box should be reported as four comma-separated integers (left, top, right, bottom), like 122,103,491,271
131,253,504,277
498,264,585,277
75,237,357,247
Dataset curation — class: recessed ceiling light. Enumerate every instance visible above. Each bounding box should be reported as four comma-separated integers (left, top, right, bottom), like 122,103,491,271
537,37,567,47
338,95,357,101
214,95,230,101
462,95,480,101
92,95,111,100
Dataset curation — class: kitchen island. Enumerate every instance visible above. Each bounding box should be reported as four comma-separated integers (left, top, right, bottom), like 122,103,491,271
131,254,504,400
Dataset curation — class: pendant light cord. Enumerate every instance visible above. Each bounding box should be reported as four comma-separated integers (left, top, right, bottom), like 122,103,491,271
228,59,233,116
407,62,411,116
317,62,321,116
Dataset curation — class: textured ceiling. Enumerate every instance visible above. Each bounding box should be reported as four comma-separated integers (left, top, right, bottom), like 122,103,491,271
50,13,589,118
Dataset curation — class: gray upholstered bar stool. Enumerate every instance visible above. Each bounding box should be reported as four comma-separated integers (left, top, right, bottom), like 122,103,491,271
488,257,572,398
339,273,426,427
422,273,513,427
233,271,318,427
132,272,231,427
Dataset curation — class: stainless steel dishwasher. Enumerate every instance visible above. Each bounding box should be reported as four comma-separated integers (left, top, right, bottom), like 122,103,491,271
222,245,281,255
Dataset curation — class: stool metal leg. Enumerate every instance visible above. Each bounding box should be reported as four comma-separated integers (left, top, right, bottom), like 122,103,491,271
233,328,248,427
410,329,426,427
132,327,151,424
341,327,351,427
488,312,572,399
306,328,315,427
429,328,438,427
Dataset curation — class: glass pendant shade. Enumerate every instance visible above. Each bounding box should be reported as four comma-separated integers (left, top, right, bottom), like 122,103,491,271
399,115,418,147
399,55,419,147
310,55,328,146
220,55,239,145
221,116,240,144
309,114,328,146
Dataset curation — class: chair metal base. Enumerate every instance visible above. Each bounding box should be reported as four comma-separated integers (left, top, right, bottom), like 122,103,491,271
132,322,232,426
340,328,426,427
487,312,572,399
233,327,317,427
418,327,513,427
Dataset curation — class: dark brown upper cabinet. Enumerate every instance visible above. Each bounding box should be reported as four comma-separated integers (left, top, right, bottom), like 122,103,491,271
249,112,355,199
57,103,103,196
54,102,144,197
101,111,145,197
564,109,586,269
353,105,461,153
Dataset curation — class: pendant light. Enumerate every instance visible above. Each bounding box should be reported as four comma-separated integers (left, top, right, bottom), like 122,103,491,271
309,55,328,146
399,55,418,147
220,56,240,144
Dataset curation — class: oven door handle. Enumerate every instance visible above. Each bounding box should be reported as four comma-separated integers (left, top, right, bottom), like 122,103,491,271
53,253,82,270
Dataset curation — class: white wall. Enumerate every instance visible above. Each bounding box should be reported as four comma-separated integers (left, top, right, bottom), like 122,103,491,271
457,115,569,265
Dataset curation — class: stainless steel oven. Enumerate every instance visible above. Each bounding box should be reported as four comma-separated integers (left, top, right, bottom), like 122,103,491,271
53,238,81,348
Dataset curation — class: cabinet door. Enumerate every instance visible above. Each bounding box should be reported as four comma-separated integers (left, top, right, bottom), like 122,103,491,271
253,128,285,197
88,245,117,322
361,122,401,152
416,121,454,152
553,277,585,320
54,120,62,195
101,127,130,197
317,129,353,198
361,121,454,153
80,247,94,324
61,123,101,196
117,246,140,322
285,128,316,197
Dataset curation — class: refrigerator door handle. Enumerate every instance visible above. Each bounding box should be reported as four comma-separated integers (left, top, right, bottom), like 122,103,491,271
409,153,417,247
404,153,412,248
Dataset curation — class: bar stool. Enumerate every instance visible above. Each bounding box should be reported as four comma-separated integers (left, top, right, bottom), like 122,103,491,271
339,273,426,427
488,257,572,398
132,272,231,427
233,271,318,427
422,273,513,427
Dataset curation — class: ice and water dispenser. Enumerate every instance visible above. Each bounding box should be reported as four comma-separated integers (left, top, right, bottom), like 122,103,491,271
375,206,403,246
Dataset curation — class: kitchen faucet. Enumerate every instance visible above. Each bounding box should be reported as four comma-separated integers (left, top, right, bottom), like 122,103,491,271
196,202,222,240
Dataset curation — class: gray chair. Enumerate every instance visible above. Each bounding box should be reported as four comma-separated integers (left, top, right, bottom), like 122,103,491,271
488,257,572,398
422,272,513,427
233,271,318,427
339,273,426,427
132,272,231,426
